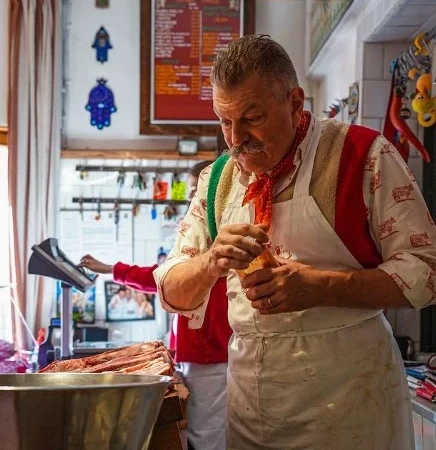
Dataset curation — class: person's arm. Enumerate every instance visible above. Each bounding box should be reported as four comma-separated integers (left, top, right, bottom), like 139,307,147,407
158,253,217,311
316,135,436,308
153,165,217,319
80,255,158,293
113,262,158,293
154,166,267,319
244,136,436,313
315,266,410,309
361,137,436,309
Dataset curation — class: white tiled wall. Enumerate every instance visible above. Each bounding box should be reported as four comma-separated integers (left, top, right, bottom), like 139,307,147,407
361,80,392,118
57,157,197,343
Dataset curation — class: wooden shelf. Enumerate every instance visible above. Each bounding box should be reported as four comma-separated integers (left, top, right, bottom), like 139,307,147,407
61,149,216,161
0,126,7,146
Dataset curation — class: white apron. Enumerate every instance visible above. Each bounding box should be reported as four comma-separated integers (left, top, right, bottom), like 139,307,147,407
176,362,228,450
224,117,414,450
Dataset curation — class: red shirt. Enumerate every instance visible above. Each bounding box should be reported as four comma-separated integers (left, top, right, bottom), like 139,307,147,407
113,262,232,364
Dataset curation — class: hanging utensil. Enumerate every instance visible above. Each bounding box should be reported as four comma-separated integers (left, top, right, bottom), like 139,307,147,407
79,167,88,181
117,170,126,188
114,201,120,241
132,171,147,191
95,200,102,221
151,201,157,221
78,198,84,221
153,174,168,200
132,201,140,217
163,204,176,221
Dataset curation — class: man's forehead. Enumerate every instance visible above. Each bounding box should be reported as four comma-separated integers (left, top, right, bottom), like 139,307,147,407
213,80,269,99
212,90,264,116
213,79,272,110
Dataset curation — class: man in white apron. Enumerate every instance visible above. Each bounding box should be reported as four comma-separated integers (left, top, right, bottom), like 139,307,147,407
154,35,436,449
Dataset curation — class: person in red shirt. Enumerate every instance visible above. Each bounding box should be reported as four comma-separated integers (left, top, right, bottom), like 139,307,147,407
80,161,232,450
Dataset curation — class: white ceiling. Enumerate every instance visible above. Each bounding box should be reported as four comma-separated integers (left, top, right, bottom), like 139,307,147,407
367,0,436,42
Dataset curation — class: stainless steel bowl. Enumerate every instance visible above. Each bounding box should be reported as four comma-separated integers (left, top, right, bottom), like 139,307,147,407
0,373,171,450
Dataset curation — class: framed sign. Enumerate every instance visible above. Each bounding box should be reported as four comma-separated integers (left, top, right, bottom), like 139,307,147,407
140,0,255,135
309,0,354,64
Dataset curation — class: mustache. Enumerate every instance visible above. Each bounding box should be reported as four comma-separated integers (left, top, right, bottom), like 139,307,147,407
224,141,265,157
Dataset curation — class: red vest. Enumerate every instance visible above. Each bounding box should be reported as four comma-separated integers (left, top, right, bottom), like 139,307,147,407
335,124,383,269
113,262,232,364
169,277,232,364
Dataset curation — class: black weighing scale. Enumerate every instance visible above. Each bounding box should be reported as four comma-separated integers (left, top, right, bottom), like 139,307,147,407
28,238,97,361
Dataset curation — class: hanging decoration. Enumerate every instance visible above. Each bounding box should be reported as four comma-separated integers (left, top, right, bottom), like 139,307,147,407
132,202,140,217
113,201,120,241
95,0,110,8
322,98,347,119
78,198,84,221
132,171,147,191
383,28,435,163
85,79,117,130
163,204,177,221
348,82,359,124
116,170,126,188
95,201,102,221
79,168,88,180
153,176,168,200
92,26,112,64
411,73,436,128
399,96,412,120
170,173,187,201
151,202,157,221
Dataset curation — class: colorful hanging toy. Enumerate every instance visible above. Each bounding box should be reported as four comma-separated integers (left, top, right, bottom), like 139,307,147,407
92,26,112,63
85,78,117,130
153,176,168,200
383,44,432,163
411,73,436,128
171,173,187,201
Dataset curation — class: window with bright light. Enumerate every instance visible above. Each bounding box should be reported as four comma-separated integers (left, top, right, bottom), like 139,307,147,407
0,146,12,341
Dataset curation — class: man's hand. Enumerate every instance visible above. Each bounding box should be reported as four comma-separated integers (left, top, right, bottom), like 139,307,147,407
206,223,269,278
241,257,322,314
79,254,112,274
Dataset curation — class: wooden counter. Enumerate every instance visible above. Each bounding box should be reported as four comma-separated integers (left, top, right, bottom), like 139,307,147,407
149,382,189,450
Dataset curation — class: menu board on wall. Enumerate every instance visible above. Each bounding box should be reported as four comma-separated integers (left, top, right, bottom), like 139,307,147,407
150,0,244,125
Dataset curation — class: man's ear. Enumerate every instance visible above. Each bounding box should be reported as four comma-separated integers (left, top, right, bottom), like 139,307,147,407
287,87,305,127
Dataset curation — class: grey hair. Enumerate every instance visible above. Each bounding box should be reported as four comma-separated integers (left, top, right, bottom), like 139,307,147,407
210,34,299,101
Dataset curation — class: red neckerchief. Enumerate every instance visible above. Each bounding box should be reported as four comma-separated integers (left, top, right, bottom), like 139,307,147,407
242,111,311,230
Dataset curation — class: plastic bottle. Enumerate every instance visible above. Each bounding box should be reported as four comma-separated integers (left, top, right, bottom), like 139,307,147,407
30,345,39,373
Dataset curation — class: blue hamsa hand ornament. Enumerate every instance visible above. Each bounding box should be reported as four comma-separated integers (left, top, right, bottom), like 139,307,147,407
92,26,112,63
85,78,117,130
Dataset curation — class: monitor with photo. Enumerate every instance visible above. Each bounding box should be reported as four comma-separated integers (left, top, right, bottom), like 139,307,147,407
55,281,96,324
104,281,156,322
